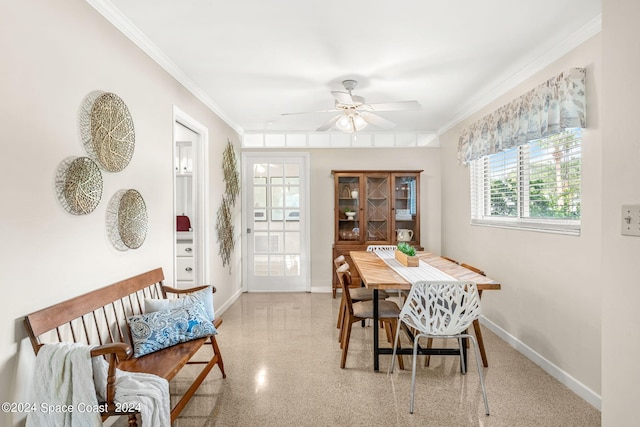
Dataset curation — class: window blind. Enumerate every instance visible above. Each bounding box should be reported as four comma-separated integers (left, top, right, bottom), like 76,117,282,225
470,129,581,234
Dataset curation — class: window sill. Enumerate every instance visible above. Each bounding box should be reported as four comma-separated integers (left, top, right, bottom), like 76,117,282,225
470,219,580,236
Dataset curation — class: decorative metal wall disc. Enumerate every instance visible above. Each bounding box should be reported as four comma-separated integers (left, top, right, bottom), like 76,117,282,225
79,91,135,172
107,189,148,250
55,156,103,215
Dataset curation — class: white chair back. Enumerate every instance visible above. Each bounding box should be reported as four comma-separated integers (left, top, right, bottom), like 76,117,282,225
399,281,480,336
366,245,397,252
391,280,489,415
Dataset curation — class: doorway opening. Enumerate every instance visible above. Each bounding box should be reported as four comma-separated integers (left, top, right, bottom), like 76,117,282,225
173,106,209,288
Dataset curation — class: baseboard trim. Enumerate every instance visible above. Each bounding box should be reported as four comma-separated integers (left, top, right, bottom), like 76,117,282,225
480,316,601,410
216,288,243,317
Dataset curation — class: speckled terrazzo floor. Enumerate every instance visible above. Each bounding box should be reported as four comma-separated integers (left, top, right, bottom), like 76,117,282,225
113,292,600,427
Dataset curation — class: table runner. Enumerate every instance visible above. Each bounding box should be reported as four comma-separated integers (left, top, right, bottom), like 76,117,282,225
374,249,456,283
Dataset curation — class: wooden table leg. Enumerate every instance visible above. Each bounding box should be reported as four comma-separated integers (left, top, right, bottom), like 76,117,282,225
373,289,379,371
472,319,488,367
474,289,488,367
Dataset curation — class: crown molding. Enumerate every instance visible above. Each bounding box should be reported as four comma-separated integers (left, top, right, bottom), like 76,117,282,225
438,13,602,136
86,0,244,135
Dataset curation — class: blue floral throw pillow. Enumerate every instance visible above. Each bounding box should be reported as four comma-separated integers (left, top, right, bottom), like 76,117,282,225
128,302,217,358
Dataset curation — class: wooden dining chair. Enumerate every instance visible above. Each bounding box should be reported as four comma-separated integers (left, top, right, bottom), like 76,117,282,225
334,255,388,332
460,263,485,276
336,264,404,370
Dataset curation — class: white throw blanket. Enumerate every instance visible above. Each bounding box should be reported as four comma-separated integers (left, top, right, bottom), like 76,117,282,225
26,342,170,427
92,357,170,427
26,342,102,427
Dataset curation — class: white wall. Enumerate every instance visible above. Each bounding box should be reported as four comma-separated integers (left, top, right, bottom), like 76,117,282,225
0,2,241,425
439,34,602,407
601,1,640,425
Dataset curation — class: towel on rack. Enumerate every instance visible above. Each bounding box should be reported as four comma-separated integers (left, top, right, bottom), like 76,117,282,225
26,342,102,427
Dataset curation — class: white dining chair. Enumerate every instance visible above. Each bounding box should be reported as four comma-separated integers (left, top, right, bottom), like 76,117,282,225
389,280,489,415
366,245,397,252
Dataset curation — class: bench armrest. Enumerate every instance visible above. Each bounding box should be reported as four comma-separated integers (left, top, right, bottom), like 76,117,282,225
90,342,132,412
162,284,217,295
90,342,132,360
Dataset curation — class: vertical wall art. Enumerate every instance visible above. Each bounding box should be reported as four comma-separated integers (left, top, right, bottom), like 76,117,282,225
222,138,240,206
216,195,234,268
216,139,239,268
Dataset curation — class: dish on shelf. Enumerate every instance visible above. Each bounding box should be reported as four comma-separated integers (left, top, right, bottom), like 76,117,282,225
339,230,359,240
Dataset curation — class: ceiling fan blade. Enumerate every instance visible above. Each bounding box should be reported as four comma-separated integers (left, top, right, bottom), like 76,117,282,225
316,114,341,131
360,112,396,129
366,100,421,112
331,91,354,105
281,109,340,116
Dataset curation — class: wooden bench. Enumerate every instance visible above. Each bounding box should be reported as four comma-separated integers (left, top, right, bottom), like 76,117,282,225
23,268,226,426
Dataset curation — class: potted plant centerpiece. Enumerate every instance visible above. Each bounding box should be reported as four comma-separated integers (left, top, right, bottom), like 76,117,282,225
395,242,419,267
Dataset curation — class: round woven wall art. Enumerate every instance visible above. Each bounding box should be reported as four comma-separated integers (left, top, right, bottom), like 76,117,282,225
55,156,103,215
79,91,135,172
107,189,148,250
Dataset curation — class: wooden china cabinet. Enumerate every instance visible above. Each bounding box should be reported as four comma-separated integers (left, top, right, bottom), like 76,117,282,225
331,170,423,297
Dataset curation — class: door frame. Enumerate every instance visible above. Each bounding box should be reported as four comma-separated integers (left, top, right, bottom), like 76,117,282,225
241,151,311,292
172,106,210,287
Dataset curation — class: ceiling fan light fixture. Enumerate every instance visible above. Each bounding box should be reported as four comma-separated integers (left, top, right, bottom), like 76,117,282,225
353,114,367,131
335,114,353,132
335,112,367,133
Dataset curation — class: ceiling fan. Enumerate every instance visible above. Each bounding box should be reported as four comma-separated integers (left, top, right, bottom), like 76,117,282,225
284,79,421,133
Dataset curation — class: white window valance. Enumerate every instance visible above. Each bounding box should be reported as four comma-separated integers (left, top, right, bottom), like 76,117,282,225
457,68,586,165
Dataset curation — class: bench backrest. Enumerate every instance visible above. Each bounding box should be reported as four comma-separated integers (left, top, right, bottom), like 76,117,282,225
24,268,165,359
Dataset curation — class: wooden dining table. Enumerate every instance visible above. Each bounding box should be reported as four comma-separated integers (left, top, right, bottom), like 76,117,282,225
349,251,501,372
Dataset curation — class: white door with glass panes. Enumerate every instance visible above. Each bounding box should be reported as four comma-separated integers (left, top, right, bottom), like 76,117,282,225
242,153,310,292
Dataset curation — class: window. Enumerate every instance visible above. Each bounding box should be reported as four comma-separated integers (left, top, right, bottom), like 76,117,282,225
470,129,581,234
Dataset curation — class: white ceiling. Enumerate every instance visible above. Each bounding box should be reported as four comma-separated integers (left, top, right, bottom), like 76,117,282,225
95,0,601,135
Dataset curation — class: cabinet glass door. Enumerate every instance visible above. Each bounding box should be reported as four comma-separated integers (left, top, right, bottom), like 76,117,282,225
393,174,418,244
336,175,362,243
365,175,390,242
